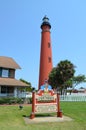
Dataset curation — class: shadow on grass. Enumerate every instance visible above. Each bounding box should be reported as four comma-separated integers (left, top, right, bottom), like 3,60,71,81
23,115,29,118
22,113,56,118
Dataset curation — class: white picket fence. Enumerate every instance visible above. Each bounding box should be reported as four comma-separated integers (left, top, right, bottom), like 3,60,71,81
60,94,86,101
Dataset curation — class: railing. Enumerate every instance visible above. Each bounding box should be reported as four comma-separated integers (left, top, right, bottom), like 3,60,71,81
18,92,32,98
0,93,14,97
60,94,86,101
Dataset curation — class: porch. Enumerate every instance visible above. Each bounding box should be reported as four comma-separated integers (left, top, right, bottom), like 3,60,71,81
0,86,27,98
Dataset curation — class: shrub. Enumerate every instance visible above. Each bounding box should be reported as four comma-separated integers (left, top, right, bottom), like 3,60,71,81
0,97,24,104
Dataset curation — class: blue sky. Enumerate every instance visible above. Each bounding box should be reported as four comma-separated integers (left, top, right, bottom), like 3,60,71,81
0,0,86,89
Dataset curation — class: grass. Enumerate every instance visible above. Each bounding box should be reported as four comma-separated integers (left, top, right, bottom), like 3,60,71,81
0,102,86,130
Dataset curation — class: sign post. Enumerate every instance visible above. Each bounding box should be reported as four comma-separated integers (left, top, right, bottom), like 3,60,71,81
30,84,62,119
30,91,35,119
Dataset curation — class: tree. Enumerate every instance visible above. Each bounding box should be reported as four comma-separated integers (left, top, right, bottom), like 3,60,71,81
63,78,73,89
71,75,86,89
63,75,86,94
48,67,57,88
20,78,33,92
49,60,75,91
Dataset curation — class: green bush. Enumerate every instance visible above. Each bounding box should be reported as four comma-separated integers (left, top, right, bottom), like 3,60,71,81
0,97,24,104
0,98,6,104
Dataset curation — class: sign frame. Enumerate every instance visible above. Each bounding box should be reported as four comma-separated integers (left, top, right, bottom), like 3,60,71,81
30,89,62,119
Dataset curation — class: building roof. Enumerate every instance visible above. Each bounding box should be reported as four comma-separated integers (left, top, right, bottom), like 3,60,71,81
0,56,21,69
0,78,29,87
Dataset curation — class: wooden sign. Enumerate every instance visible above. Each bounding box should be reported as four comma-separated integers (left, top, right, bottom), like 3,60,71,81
30,84,62,119
35,91,57,113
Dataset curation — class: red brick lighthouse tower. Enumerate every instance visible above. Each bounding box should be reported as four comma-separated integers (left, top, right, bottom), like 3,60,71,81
39,16,53,89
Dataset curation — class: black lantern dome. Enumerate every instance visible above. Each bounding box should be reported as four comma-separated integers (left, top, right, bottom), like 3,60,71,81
41,16,51,29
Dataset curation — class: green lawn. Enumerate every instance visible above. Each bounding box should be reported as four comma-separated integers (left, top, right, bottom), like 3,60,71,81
0,102,86,130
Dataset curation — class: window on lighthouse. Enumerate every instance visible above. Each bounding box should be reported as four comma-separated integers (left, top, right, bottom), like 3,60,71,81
48,42,50,48
48,57,51,63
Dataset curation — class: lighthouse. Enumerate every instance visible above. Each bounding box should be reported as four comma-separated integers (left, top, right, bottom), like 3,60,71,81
30,17,62,119
38,16,53,89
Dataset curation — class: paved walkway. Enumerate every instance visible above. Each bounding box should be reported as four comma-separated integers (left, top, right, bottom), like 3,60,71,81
24,115,73,124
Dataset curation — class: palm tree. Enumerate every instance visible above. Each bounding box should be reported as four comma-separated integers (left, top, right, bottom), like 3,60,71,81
49,60,75,94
